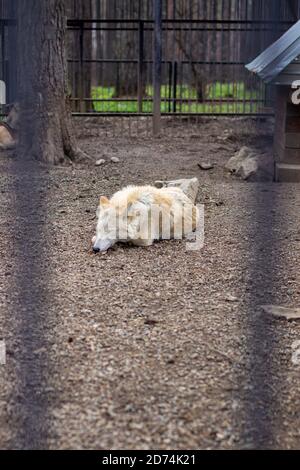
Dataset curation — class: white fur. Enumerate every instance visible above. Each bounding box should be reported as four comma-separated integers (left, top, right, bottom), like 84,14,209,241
93,185,199,252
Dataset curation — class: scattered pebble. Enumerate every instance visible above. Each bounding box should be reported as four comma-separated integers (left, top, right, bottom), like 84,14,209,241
224,294,239,302
198,162,214,170
95,159,106,166
111,157,120,163
261,305,300,320
144,319,159,326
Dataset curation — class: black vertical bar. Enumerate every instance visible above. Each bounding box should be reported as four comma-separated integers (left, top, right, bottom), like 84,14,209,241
138,20,144,113
153,0,162,135
116,62,120,101
6,0,17,104
79,20,84,112
0,2,4,112
168,61,172,113
0,0,2,68
173,61,177,113
0,0,5,95
1,21,5,82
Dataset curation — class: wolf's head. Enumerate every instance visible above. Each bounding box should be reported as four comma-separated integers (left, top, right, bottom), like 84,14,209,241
92,196,146,252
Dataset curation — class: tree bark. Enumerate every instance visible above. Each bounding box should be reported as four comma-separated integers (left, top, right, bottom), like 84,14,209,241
16,0,87,164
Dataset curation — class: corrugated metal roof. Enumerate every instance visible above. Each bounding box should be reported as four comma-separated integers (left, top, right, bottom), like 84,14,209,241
246,20,300,83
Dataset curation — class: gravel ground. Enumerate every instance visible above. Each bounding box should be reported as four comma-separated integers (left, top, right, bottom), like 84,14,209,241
0,117,300,449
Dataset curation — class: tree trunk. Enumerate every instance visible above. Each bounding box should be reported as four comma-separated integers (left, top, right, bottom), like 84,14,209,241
16,0,87,164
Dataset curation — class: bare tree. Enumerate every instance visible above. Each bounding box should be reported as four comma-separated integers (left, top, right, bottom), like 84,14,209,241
173,0,207,102
113,0,139,97
16,0,88,164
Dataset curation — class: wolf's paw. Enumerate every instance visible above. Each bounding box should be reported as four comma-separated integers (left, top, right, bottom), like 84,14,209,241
132,238,154,247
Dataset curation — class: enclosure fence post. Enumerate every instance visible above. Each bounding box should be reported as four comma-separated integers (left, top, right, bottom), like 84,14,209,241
138,20,144,113
153,0,162,135
6,1,17,105
173,61,177,114
79,20,84,113
168,61,172,113
1,21,4,84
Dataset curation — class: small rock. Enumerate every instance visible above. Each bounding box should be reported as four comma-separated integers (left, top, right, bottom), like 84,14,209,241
95,159,106,166
154,177,199,203
216,429,232,441
224,294,239,302
236,153,274,182
217,130,235,142
226,147,274,182
111,157,120,163
246,154,274,182
144,319,159,326
225,146,253,173
125,404,135,413
198,162,214,170
81,309,92,315
166,358,176,365
261,305,300,320
33,347,47,356
237,156,258,180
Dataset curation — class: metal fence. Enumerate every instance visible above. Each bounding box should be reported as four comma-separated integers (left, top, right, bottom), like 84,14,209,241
66,0,300,133
0,1,300,133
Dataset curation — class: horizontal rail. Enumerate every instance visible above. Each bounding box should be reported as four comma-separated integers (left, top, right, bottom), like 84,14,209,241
67,19,294,25
67,59,250,65
70,98,266,104
72,112,274,117
68,27,290,33
0,18,294,26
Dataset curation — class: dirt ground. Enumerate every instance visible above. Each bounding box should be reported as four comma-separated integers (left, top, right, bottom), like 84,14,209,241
0,117,300,450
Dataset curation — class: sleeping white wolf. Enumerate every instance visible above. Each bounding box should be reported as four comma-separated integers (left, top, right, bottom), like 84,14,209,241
92,185,199,252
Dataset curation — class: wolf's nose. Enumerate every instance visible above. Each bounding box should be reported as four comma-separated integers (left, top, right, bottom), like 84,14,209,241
93,247,100,253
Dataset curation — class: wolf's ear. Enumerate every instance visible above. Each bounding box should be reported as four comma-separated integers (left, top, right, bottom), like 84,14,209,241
100,196,110,207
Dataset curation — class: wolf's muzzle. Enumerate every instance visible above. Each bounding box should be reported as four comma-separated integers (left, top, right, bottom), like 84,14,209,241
93,238,115,253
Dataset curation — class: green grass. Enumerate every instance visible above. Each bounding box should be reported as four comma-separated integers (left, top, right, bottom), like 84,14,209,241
91,82,263,114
